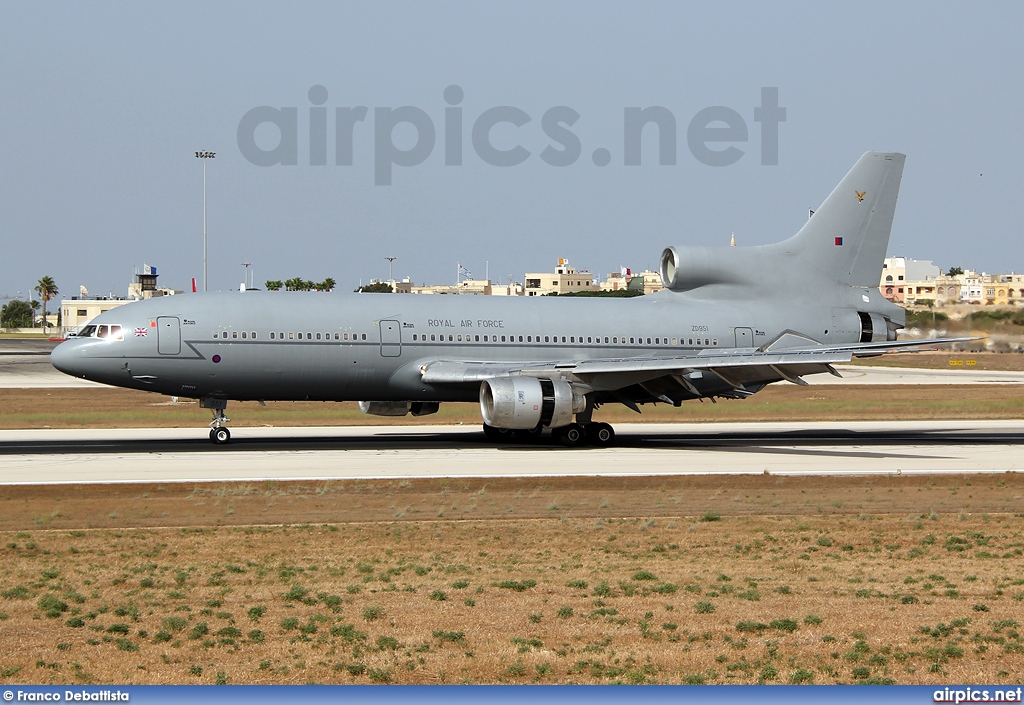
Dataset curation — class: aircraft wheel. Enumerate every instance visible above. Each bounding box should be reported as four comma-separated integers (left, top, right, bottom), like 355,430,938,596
589,422,615,446
483,424,511,441
513,426,542,441
557,423,586,447
209,428,217,441
211,427,231,445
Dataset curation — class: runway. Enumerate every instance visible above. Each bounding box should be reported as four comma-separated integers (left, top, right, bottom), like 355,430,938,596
1,420,1022,484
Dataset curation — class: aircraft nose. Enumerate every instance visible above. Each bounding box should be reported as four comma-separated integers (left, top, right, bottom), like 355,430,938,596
50,340,84,377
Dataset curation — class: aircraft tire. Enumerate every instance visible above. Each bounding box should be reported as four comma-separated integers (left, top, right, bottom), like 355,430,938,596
211,427,231,445
483,424,510,441
590,422,615,446
513,426,543,441
557,423,586,447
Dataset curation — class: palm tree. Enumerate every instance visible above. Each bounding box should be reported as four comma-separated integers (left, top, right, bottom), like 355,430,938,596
35,276,58,329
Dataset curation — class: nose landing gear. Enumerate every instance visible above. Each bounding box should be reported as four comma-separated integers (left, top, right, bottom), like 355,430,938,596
202,399,231,445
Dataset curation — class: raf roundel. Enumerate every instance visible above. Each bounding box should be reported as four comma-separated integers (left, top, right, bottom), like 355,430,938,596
212,355,221,363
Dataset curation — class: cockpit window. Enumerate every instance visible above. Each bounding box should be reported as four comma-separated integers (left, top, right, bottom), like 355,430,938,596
80,324,124,340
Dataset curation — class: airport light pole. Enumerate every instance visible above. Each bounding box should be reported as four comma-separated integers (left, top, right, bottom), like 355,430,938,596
195,151,216,291
385,256,397,285
241,262,252,290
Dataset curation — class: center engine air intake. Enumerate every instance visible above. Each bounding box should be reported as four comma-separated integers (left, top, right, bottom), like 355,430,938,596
480,377,585,430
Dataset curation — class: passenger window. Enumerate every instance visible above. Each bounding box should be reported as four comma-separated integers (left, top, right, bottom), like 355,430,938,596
270,332,275,340
289,332,294,340
474,335,480,342
587,337,592,344
232,331,238,339
501,335,506,342
713,339,717,346
570,336,574,343
646,337,652,344
315,333,321,340
242,332,247,339
214,332,220,339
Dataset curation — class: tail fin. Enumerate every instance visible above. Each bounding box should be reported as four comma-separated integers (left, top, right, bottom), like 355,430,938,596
781,152,905,287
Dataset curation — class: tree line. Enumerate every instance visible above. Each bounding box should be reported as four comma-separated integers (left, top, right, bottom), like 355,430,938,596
264,277,336,292
1,276,58,329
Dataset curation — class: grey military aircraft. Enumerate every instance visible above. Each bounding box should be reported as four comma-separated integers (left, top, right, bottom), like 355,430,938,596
51,151,960,446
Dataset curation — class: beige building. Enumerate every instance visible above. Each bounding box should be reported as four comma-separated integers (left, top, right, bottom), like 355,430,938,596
524,259,599,296
409,278,493,295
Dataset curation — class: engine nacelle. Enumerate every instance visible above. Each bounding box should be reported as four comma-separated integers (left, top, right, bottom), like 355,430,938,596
659,246,744,292
480,377,585,430
358,401,440,417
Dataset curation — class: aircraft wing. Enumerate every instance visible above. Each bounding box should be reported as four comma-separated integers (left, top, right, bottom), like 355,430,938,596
419,337,975,393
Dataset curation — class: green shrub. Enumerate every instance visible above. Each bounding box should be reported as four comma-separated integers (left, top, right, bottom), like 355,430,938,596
566,580,588,589
497,579,537,592
188,622,209,639
248,630,264,643
736,621,767,633
106,623,130,634
695,601,716,614
247,606,266,621
37,594,68,615
362,606,383,621
162,616,189,632
557,606,574,619
429,590,447,602
770,619,798,632
66,617,85,628
377,636,400,650
633,570,658,581
432,630,465,644
789,668,814,683
114,638,138,652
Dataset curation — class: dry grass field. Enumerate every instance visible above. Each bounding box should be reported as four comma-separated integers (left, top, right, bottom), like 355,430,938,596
1,475,1024,685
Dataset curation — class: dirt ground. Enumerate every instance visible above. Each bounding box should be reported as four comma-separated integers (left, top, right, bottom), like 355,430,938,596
1,475,1023,685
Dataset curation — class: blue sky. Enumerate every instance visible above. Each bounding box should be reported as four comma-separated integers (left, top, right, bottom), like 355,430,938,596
2,1,1022,298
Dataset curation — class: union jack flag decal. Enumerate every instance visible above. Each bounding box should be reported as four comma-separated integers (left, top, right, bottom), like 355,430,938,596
134,327,148,337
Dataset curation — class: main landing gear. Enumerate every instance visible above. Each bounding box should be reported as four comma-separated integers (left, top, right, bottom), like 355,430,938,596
552,422,615,447
481,421,615,447
202,398,231,445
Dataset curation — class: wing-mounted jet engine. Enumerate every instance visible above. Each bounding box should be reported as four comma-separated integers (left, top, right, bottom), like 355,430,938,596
480,377,586,430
